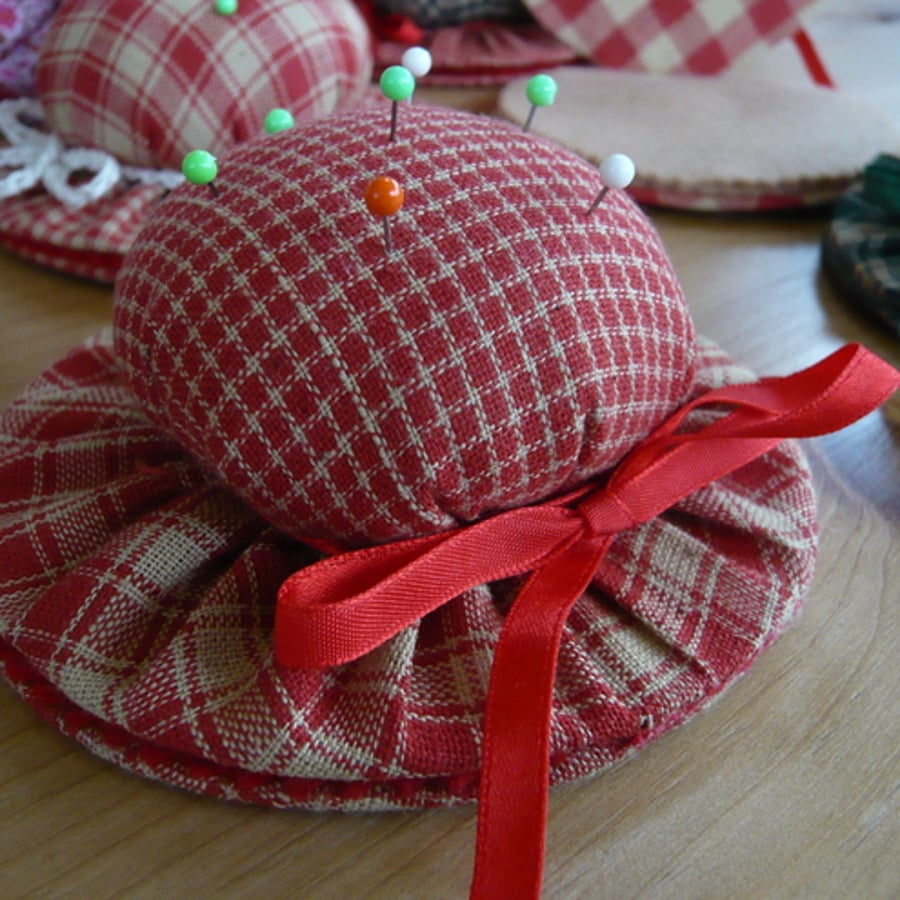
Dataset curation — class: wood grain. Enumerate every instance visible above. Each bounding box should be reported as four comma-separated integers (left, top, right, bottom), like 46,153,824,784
1,86,898,899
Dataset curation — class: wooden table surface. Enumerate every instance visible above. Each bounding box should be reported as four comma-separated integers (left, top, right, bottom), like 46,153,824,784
1,87,898,899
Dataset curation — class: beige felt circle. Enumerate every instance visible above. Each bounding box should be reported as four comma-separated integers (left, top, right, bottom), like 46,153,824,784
498,67,900,209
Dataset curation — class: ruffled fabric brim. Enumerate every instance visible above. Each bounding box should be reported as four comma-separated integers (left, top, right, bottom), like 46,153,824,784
0,330,818,809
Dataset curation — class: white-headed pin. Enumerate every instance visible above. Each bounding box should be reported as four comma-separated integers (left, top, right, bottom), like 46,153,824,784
401,47,433,87
587,153,635,215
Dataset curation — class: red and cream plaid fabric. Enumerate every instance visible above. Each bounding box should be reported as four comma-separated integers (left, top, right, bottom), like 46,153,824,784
0,183,163,282
0,331,818,808
115,106,697,546
35,0,373,170
522,0,816,74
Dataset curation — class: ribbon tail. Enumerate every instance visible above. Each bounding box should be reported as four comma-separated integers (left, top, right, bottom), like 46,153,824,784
470,535,641,900
591,343,900,528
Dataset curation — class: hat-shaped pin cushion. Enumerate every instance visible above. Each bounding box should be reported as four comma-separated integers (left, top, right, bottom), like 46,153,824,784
0,0,373,280
36,0,373,170
1,101,898,897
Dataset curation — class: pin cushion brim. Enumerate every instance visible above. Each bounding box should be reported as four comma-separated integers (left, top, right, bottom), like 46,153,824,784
0,329,818,809
0,184,164,283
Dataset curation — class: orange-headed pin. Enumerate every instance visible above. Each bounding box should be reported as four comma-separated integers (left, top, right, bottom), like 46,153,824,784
365,175,405,253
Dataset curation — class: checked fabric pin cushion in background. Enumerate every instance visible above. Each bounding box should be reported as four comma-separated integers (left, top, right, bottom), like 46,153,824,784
0,0,373,282
823,154,900,337
1,98,898,897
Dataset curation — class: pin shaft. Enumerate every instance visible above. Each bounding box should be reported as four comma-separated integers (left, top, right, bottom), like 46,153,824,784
389,101,398,142
522,105,536,134
587,186,609,215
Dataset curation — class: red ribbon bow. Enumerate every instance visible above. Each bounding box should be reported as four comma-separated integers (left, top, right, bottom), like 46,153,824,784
276,343,899,899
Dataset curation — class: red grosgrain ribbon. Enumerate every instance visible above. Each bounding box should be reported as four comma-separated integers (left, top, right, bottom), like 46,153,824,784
275,343,899,899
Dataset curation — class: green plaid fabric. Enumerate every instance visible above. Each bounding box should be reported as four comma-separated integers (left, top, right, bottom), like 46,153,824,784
823,155,900,335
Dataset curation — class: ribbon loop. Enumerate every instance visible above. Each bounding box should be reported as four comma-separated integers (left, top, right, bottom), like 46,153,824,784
276,504,583,668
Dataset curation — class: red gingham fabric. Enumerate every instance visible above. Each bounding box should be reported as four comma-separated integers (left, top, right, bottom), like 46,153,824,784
35,0,373,170
522,0,816,74
0,183,163,283
114,105,697,546
0,331,818,808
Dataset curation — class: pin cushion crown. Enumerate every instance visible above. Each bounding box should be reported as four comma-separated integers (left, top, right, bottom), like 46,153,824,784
113,104,697,545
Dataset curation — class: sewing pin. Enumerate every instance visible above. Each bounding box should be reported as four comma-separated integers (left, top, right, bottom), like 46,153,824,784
522,74,557,133
213,0,238,15
380,66,416,142
587,153,635,215
401,47,433,100
264,108,295,134
365,176,404,253
182,149,219,196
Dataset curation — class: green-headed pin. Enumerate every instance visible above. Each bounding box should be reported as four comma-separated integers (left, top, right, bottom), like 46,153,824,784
522,74,557,133
380,65,416,142
264,108,295,134
213,0,238,15
182,149,219,196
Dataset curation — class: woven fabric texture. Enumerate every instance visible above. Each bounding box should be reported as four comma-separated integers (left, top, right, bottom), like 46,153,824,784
114,105,697,546
522,0,815,74
0,183,163,283
0,330,818,809
35,0,372,170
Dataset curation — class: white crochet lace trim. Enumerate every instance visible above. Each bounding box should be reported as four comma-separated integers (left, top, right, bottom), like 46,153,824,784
0,98,184,210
